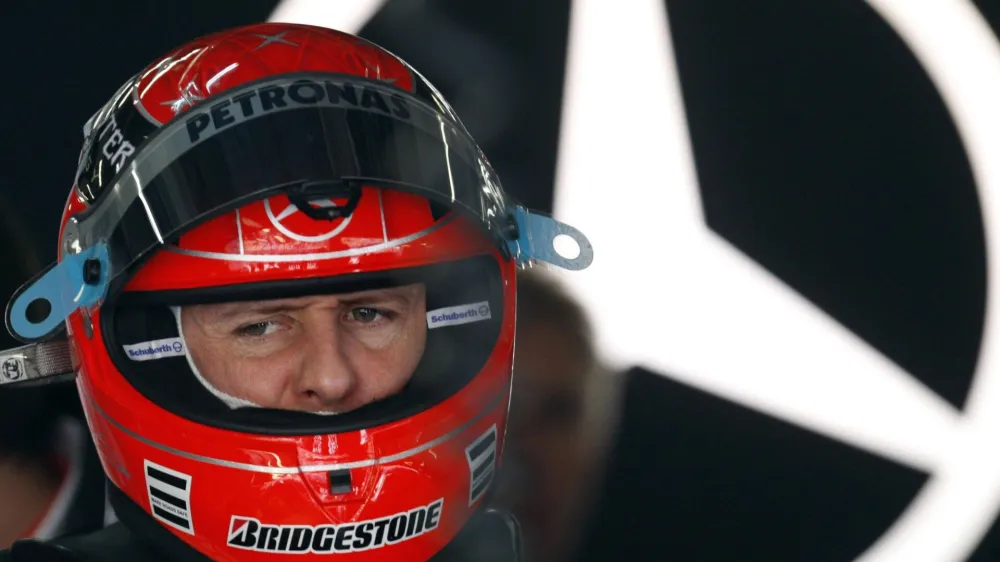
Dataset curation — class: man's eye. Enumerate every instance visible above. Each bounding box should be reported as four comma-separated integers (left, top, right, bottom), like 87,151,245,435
348,307,386,324
236,321,278,337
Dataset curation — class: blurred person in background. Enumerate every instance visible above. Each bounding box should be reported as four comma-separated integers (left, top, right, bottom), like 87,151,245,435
498,270,688,562
0,197,109,548
494,269,622,562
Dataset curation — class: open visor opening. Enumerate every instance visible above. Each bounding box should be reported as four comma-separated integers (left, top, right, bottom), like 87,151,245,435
103,255,505,435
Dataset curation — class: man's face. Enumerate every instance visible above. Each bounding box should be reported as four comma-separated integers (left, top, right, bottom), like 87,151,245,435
180,284,427,414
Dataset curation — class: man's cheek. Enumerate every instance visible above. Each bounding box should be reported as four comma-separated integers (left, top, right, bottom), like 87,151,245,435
350,325,399,350
227,361,284,401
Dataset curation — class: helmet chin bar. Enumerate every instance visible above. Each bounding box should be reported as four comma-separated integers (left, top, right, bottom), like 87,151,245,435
0,340,75,387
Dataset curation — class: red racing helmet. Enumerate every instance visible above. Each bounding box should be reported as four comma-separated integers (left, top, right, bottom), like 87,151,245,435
0,23,591,561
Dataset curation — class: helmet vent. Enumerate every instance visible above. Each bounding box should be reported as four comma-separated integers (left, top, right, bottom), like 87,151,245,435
328,469,353,495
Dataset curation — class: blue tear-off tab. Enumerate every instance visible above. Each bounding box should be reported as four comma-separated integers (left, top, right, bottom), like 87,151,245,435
506,207,594,271
8,243,111,342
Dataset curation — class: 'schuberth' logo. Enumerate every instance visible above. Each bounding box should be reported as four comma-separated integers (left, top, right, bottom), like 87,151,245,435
426,301,492,329
122,338,186,362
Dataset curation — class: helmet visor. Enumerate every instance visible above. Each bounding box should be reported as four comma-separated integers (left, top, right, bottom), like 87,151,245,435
10,73,508,342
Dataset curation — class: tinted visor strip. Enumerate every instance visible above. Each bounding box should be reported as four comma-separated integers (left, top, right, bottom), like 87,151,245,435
63,74,508,286
106,105,495,282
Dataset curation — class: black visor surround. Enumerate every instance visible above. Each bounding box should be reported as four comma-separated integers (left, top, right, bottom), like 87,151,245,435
102,255,506,435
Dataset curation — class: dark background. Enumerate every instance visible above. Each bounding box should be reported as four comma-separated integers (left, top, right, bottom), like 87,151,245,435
1,1,998,560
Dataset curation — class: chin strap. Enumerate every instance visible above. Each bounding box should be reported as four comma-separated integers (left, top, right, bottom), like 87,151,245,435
0,340,75,387
430,507,524,562
485,508,524,562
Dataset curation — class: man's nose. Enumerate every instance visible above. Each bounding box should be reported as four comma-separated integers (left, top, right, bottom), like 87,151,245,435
292,319,357,412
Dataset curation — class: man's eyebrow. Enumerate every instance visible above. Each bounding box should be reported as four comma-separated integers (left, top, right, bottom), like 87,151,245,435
210,301,303,321
204,288,416,320
338,288,416,305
